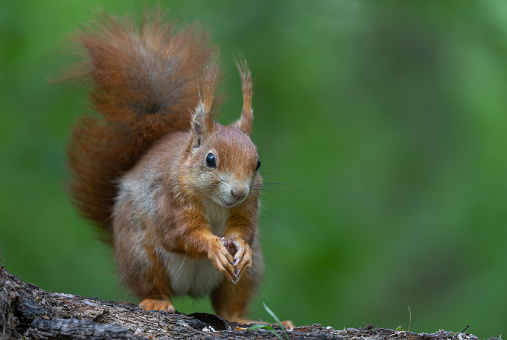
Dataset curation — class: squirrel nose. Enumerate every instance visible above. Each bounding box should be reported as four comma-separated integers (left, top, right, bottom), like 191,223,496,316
231,188,246,200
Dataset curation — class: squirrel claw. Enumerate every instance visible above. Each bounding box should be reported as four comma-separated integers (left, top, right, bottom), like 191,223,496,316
209,238,238,283
227,237,253,279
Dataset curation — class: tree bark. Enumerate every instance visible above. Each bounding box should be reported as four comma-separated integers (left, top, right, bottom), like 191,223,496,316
0,265,494,340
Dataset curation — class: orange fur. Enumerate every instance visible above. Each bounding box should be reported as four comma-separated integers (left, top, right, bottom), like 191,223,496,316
64,10,214,242
142,234,172,299
64,9,269,324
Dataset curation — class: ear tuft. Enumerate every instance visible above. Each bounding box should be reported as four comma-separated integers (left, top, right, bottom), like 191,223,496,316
201,59,221,114
234,55,254,135
191,59,221,145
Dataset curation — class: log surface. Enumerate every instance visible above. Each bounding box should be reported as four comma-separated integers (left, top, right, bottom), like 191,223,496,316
0,265,493,340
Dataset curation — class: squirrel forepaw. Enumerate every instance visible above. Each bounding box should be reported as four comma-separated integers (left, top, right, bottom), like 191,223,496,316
226,237,253,279
209,238,237,283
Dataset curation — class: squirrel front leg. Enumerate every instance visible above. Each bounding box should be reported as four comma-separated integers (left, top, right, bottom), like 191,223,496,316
211,201,262,323
159,205,238,283
222,202,258,281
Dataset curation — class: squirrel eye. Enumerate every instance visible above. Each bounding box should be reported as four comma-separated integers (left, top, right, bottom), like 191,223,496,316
205,152,216,168
256,159,261,171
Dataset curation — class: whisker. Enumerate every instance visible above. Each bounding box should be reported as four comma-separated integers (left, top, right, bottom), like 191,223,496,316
258,173,280,180
260,182,293,186
250,185,288,195
186,185,214,189
175,253,187,275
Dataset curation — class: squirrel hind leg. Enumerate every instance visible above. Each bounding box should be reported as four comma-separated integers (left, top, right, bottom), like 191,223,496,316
211,268,295,329
139,296,175,313
211,268,259,325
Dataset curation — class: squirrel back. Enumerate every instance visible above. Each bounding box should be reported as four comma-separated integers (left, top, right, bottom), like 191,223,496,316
64,11,215,241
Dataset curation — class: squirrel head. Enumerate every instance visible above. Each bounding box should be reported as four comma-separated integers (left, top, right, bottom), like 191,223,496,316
183,58,261,208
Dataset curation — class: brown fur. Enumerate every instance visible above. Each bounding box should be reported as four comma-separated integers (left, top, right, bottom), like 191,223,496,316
64,10,214,242
65,9,271,324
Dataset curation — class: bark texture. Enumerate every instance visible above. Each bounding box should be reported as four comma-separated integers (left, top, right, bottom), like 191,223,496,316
0,265,495,340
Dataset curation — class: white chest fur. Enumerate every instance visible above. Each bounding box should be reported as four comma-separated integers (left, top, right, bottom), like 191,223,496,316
159,200,229,297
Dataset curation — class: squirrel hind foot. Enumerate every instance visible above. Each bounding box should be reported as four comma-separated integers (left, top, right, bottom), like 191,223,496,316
229,317,295,330
281,320,295,329
139,298,175,313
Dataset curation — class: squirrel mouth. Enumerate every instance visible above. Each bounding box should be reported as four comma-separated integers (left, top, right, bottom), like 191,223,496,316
217,198,235,208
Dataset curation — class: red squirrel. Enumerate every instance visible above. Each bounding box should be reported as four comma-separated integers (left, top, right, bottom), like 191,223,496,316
63,10,272,325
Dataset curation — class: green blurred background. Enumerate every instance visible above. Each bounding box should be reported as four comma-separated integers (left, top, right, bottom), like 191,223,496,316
1,1,506,338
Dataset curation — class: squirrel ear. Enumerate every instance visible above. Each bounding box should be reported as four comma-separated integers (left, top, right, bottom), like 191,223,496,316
191,60,220,146
192,103,213,136
233,56,253,135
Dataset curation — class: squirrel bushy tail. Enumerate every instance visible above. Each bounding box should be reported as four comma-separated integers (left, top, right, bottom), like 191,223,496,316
64,11,214,242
